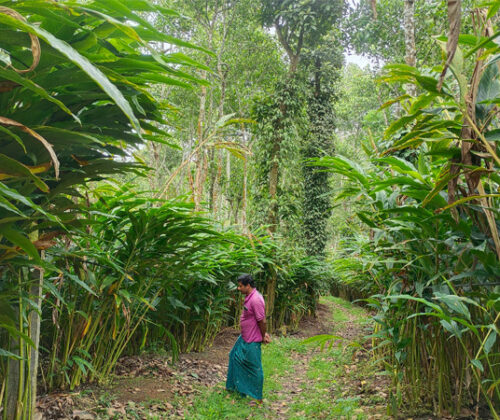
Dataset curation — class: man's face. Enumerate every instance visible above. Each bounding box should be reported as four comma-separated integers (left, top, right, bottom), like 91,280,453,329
237,281,252,295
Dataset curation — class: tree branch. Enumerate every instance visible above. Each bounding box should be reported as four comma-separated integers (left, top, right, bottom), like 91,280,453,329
274,19,294,61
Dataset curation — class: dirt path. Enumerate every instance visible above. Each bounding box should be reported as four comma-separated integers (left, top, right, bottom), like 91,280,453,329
38,297,389,419
265,301,365,417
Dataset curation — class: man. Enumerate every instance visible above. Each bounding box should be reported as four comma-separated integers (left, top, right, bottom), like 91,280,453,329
226,273,271,403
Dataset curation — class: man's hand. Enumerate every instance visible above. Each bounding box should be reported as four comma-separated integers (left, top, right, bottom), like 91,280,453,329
263,333,271,344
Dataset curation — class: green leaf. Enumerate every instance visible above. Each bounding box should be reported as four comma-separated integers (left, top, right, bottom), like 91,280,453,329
385,112,422,138
464,29,500,58
471,359,484,372
0,182,59,223
415,75,441,94
0,195,26,218
484,330,497,355
67,273,97,297
43,279,66,305
379,94,411,110
438,194,500,212
409,94,437,114
476,59,500,125
0,67,77,120
356,211,377,228
485,129,500,142
433,292,471,320
1,323,35,348
440,319,462,337
0,348,23,360
73,356,95,376
0,13,140,132
0,124,25,152
487,0,500,19
387,295,444,314
0,154,49,192
0,225,40,261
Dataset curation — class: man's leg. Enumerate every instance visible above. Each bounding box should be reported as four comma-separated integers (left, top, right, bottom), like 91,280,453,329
226,336,243,393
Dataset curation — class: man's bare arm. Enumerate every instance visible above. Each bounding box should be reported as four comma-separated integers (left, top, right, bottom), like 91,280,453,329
257,320,271,344
257,319,266,337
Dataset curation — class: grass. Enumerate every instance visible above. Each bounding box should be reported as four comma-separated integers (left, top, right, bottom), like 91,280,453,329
321,296,371,328
181,386,261,419
287,347,365,419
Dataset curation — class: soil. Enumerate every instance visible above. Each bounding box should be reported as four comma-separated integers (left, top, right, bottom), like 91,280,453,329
37,300,386,419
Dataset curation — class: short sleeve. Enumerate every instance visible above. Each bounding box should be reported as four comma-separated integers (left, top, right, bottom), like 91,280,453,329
252,295,266,322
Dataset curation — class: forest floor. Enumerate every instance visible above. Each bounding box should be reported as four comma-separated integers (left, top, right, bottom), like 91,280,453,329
38,297,391,419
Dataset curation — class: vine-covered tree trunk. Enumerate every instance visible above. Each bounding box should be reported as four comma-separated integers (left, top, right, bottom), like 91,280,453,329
303,59,335,257
265,89,290,330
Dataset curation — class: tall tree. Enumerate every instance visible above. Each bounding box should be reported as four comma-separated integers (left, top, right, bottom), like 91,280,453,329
303,40,343,257
253,0,344,325
152,0,283,227
345,0,476,66
259,0,343,234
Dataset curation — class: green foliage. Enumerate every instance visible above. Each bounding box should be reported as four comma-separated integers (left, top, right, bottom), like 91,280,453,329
250,79,306,240
38,180,329,390
271,253,334,328
260,0,344,51
141,0,286,203
334,64,389,147
345,0,476,65
0,0,201,268
39,183,276,389
0,0,203,415
321,17,500,417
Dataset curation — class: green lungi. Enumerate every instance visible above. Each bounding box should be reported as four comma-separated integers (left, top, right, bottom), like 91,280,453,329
226,335,263,400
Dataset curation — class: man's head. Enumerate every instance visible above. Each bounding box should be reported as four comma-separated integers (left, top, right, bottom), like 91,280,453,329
237,273,255,295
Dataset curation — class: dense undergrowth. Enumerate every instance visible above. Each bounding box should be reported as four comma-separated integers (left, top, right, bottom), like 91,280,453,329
324,11,500,418
1,1,499,419
0,2,331,416
35,183,331,393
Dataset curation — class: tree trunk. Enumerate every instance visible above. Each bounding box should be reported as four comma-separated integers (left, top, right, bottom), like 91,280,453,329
194,72,208,211
209,51,227,217
268,141,280,232
266,125,282,330
5,334,20,420
289,54,300,75
210,149,223,216
241,130,248,234
29,258,44,418
303,58,335,257
404,0,417,96
4,262,42,420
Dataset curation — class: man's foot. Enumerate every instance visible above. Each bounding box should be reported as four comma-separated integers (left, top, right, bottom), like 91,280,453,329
248,400,263,407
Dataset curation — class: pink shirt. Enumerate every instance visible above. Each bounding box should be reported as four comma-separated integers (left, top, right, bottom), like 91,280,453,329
240,288,265,343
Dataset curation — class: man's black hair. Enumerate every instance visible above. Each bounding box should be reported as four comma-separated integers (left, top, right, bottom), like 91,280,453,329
237,273,255,288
